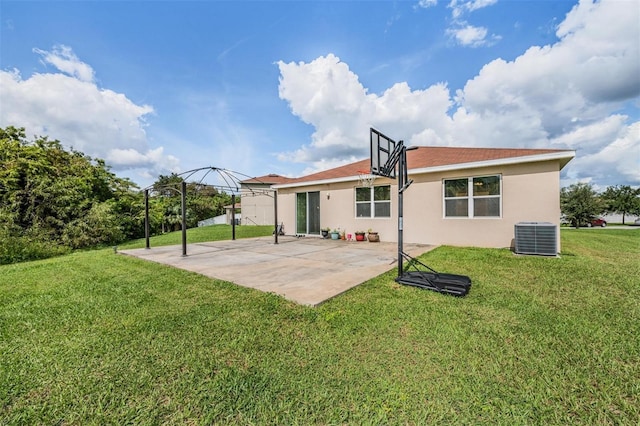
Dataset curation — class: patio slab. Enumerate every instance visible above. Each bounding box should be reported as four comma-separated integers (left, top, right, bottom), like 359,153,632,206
119,236,434,306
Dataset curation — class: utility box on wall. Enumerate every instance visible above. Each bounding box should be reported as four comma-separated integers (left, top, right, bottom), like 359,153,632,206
514,222,558,256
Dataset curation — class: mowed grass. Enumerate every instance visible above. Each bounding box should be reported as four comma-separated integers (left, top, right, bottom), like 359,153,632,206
1,228,638,424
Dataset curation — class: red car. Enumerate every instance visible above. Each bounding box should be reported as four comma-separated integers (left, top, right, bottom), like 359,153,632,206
588,218,607,227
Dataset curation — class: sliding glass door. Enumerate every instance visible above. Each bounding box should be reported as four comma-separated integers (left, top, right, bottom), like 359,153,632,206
296,191,320,235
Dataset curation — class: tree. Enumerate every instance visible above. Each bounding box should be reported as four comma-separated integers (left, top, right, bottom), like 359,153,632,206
147,175,232,234
601,185,640,224
187,183,230,227
560,183,604,229
153,173,184,198
61,201,125,249
0,126,144,262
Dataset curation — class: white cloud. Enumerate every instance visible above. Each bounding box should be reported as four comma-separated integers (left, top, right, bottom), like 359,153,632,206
556,0,640,103
277,0,640,187
106,147,179,171
565,122,640,188
466,0,498,12
548,115,629,153
33,45,95,83
416,0,438,9
459,0,639,135
277,54,454,168
445,0,500,47
0,46,180,179
417,0,499,46
447,24,492,47
449,0,497,18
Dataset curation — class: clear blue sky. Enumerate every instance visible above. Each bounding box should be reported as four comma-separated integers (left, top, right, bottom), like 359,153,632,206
1,0,638,189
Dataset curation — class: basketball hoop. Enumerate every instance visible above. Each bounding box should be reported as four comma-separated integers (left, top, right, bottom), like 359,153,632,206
357,170,377,187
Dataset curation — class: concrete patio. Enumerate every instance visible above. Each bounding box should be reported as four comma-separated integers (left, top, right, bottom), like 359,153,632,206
120,236,434,306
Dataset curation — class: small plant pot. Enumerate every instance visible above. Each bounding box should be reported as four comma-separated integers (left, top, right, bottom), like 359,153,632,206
367,232,380,242
321,230,329,239
355,233,366,241
330,232,340,240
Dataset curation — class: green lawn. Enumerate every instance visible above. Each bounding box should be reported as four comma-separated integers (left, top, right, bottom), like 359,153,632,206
1,228,638,424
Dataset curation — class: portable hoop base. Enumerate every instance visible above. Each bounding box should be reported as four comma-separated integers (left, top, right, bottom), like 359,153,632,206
396,252,471,297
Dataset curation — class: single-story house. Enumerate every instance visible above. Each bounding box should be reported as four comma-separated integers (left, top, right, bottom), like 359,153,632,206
240,174,293,226
272,147,575,251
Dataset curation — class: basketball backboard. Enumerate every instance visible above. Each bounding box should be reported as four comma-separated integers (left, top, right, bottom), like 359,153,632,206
370,127,399,178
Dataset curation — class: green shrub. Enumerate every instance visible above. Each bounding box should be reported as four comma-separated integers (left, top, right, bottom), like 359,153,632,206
61,201,124,249
0,229,70,265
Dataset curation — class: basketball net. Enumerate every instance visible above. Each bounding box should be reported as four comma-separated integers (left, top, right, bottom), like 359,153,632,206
357,170,377,187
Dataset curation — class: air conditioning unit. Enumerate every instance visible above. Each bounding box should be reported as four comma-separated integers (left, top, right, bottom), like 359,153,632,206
514,222,558,256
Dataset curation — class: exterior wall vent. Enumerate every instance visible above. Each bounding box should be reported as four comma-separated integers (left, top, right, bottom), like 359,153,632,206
514,222,558,256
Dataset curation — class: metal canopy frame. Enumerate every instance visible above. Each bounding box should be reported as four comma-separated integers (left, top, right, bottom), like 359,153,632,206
369,127,471,297
141,167,281,256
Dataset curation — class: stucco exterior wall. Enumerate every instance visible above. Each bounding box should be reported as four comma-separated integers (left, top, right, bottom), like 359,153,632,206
276,177,398,238
276,159,562,251
404,161,561,249
240,186,276,226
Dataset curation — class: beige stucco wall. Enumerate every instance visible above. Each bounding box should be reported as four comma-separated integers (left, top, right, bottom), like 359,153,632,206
276,159,563,251
276,176,399,238
404,161,561,250
240,186,276,226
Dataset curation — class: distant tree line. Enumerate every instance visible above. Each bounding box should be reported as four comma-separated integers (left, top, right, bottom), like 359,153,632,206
0,127,231,264
561,182,640,228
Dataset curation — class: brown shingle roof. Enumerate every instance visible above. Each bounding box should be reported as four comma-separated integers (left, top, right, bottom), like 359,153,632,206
280,146,573,185
406,146,569,169
240,173,294,185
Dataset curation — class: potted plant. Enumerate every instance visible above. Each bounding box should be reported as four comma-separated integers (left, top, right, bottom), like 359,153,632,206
330,229,340,240
354,231,366,241
367,228,380,242
321,227,330,239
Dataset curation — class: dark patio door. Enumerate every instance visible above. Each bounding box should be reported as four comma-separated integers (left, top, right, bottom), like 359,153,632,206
296,191,320,235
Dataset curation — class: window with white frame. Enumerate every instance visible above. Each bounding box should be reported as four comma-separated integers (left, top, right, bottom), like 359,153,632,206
444,175,501,218
356,185,391,218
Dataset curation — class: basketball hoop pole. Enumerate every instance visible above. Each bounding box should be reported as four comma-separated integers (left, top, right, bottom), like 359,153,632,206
397,145,416,277
369,127,413,278
398,145,404,277
370,127,471,296
397,142,405,277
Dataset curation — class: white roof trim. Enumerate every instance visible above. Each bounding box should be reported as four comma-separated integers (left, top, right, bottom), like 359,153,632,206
273,150,575,189
274,175,376,189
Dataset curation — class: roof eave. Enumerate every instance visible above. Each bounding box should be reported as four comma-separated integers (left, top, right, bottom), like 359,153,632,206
273,150,576,189
273,175,366,189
